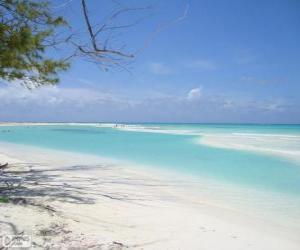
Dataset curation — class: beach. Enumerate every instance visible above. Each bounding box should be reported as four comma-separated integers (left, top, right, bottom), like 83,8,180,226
1,142,299,249
1,0,299,248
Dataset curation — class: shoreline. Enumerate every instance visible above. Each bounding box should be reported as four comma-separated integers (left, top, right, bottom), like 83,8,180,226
1,143,300,249
1,122,300,163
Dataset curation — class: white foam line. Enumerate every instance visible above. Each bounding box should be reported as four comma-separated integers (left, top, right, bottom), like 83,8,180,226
115,127,197,135
233,133,300,139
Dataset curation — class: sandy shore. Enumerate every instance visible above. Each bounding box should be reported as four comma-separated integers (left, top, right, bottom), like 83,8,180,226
198,133,300,164
0,143,299,249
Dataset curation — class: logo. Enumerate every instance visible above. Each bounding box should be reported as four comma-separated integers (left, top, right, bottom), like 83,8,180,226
2,235,32,248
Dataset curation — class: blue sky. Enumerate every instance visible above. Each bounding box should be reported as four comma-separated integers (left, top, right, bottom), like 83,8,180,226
1,0,300,123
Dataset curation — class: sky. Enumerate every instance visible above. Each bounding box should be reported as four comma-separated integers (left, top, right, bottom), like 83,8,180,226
0,0,300,123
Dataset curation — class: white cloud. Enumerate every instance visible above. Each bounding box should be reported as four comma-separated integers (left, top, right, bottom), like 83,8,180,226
187,60,217,71
255,101,285,112
187,87,202,101
222,100,234,109
263,103,284,112
218,98,286,113
0,84,138,109
0,83,294,123
149,62,172,75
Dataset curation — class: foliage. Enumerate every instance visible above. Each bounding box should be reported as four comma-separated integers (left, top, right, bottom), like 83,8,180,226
0,0,153,87
0,196,9,203
0,0,69,86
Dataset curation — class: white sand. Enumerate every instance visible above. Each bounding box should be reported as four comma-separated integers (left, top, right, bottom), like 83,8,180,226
0,143,299,249
198,133,300,164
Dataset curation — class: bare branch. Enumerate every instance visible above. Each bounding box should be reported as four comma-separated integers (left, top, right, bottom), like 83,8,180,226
135,4,189,55
81,0,98,50
76,0,139,69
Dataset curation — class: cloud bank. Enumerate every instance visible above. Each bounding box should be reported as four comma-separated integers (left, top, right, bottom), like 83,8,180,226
0,83,297,123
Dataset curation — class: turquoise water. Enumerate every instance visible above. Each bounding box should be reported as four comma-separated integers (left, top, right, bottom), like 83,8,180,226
0,124,300,197
2,123,300,227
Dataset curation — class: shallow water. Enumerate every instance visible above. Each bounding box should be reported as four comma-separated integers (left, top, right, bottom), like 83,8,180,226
1,123,300,228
